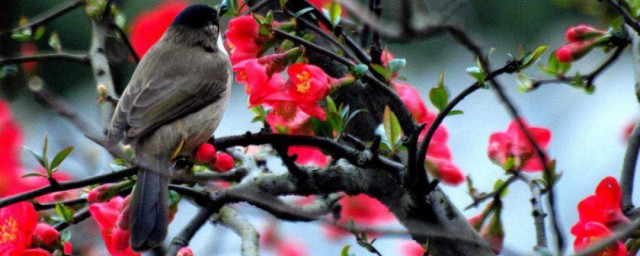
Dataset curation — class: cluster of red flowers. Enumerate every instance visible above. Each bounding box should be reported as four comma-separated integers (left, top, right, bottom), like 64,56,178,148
571,177,628,255
89,196,139,256
487,119,551,172
556,24,607,63
0,202,72,255
226,13,343,166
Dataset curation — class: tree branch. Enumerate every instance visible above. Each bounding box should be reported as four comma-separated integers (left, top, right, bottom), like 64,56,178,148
602,0,640,34
166,203,219,256
214,207,259,256
0,167,136,208
0,0,86,35
0,53,90,66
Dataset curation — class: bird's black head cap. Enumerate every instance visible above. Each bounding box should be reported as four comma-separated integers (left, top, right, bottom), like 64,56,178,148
172,5,218,28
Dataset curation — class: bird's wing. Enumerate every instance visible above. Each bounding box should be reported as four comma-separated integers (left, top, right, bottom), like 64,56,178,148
108,42,231,144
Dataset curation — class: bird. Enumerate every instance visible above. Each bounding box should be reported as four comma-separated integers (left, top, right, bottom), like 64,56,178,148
106,4,231,251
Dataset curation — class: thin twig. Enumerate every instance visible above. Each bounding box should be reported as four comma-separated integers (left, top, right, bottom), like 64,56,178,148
0,167,137,208
166,203,219,256
465,175,518,210
34,198,87,211
0,53,90,66
622,118,640,212
53,207,91,231
602,0,640,34
0,0,86,35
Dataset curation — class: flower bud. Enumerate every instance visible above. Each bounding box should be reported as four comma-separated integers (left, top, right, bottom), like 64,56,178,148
177,247,194,256
195,143,217,164
87,184,113,203
565,24,606,42
63,241,73,255
34,223,60,247
212,153,235,172
556,41,595,63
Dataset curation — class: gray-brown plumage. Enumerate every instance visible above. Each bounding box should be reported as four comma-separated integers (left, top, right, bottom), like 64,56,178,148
106,5,231,251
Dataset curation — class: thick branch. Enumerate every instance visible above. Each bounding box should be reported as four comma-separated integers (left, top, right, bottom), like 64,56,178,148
166,203,218,256
214,207,259,256
89,17,118,129
603,0,640,34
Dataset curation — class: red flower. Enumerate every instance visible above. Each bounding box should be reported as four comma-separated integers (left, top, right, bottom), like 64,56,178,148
0,202,38,255
324,194,394,239
266,110,329,166
556,41,595,63
130,1,190,57
89,196,139,256
266,63,332,121
275,241,307,256
487,119,551,172
571,222,626,256
63,242,72,255
212,153,235,172
195,143,217,164
565,24,606,42
0,102,26,198
225,15,271,64
399,241,424,256
233,59,285,106
19,170,78,203
393,82,464,185
573,177,629,229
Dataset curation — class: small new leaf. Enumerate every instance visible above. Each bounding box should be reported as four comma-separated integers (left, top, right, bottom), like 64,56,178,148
21,172,47,178
55,202,75,223
447,110,464,116
48,32,62,52
370,64,390,81
519,45,548,71
327,2,342,26
388,59,406,74
466,66,486,82
50,147,74,172
351,64,368,78
382,106,402,154
493,179,509,198
429,86,448,111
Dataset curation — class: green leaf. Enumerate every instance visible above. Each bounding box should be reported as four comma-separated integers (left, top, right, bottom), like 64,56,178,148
429,86,448,111
327,112,343,134
503,156,515,170
388,58,406,74
327,96,338,113
370,64,390,81
48,32,62,52
327,2,342,26
447,110,464,116
33,27,46,40
0,66,18,79
85,0,108,17
250,105,267,123
516,73,533,92
26,147,46,169
50,147,74,171
21,172,47,178
340,245,351,256
520,45,548,70
466,67,486,82
351,64,368,78
43,135,50,172
11,32,31,42
61,230,71,242
55,202,75,223
382,106,401,154
259,25,270,36
293,7,315,17
493,179,509,198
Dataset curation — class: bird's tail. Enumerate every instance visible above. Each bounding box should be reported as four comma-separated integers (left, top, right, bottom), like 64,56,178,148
130,154,169,251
